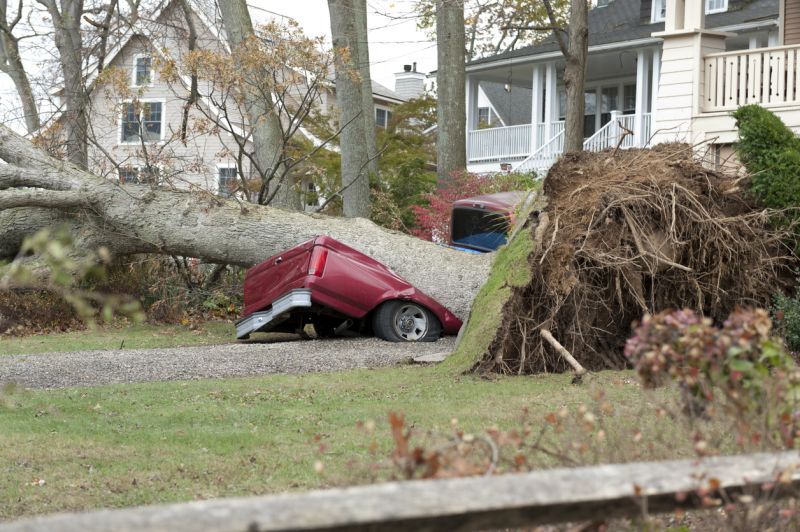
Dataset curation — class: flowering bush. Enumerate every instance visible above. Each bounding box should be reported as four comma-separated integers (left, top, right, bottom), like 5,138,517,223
625,308,800,446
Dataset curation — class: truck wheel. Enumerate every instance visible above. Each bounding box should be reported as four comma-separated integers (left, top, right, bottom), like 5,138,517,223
372,301,442,342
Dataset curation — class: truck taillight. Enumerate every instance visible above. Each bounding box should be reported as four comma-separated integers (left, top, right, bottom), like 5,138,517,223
308,246,328,276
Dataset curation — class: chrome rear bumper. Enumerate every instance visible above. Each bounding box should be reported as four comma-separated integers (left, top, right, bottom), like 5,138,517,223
235,289,312,339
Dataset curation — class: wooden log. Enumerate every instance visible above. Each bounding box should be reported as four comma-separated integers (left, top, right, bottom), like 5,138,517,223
541,328,587,376
2,452,799,532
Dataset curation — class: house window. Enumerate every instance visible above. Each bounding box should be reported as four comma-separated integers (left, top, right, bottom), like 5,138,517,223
305,181,318,207
478,107,490,125
600,87,618,128
706,0,728,13
218,166,238,198
652,0,727,22
623,84,637,115
375,108,392,128
584,90,597,138
121,101,163,143
651,0,666,22
119,166,159,184
119,167,140,184
134,56,152,86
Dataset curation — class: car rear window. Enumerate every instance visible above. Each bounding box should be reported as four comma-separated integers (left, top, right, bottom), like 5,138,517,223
451,208,509,251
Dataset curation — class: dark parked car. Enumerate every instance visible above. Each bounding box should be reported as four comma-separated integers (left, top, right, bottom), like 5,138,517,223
236,236,462,342
449,191,527,252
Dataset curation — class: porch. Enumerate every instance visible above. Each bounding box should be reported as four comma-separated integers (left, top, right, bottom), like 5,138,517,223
465,47,661,174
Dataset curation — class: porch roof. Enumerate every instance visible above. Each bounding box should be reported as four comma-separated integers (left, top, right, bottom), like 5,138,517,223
467,0,778,69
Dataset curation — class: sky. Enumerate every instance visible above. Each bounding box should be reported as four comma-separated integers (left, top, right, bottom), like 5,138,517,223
251,1,437,88
0,0,437,132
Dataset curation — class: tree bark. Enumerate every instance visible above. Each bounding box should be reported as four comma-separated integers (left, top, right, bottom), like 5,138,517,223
353,0,379,177
0,0,40,134
435,0,466,181
560,0,588,153
0,125,489,321
329,0,371,218
217,0,301,210
37,0,88,169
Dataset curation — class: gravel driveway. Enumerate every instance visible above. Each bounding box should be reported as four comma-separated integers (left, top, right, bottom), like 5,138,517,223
0,337,455,389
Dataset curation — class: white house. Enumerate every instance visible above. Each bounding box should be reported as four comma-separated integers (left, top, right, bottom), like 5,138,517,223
41,0,422,200
466,0,800,174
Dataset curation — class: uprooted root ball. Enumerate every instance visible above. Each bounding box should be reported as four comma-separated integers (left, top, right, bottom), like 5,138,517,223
480,144,795,375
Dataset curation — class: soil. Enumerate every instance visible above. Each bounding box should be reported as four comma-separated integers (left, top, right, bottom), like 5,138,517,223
481,144,795,375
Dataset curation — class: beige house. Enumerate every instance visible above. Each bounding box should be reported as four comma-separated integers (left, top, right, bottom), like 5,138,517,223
42,0,416,200
465,0,800,174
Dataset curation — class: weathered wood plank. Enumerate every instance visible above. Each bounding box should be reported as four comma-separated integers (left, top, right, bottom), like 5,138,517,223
2,452,799,532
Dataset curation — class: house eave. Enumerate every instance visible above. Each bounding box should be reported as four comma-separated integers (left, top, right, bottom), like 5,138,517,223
466,18,779,74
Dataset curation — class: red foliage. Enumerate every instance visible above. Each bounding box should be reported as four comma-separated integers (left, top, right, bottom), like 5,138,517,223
411,170,531,242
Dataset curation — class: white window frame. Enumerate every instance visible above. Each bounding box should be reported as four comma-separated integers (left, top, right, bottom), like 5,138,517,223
652,0,728,23
118,166,141,184
375,107,392,128
705,0,728,14
118,165,162,185
118,99,166,145
651,0,666,23
131,54,154,88
216,163,239,198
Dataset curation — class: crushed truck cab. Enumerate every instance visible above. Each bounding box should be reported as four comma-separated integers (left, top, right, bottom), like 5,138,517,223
236,236,462,342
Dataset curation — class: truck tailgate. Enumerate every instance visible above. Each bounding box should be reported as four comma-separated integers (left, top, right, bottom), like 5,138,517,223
243,239,316,316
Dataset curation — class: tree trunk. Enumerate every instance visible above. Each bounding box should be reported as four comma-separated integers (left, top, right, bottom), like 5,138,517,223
0,0,40,134
328,0,371,218
353,0,379,177
0,125,489,321
217,0,301,210
40,0,88,168
561,0,588,154
435,0,466,181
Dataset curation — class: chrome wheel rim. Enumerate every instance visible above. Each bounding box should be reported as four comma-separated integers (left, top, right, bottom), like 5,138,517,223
393,304,428,341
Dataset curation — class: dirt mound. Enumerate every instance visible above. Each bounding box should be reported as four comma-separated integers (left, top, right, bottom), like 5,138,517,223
480,143,795,374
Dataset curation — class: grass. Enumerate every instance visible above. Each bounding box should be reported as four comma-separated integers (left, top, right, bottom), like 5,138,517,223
0,321,236,355
0,365,676,521
0,226,688,521
443,224,535,373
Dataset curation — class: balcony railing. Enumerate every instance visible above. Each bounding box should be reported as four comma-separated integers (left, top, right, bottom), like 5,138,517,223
703,44,800,112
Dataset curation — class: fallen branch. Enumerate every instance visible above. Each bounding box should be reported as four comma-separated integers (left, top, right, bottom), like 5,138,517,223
540,329,586,376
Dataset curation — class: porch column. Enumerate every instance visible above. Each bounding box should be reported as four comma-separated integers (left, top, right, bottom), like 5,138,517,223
530,64,544,152
635,49,650,147
649,47,661,146
544,61,558,139
685,0,705,30
465,75,480,132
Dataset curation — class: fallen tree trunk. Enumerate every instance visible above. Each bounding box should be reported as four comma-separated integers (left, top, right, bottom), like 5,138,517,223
0,125,490,320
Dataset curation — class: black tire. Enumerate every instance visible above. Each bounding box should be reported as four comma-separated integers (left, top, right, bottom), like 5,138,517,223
372,301,442,342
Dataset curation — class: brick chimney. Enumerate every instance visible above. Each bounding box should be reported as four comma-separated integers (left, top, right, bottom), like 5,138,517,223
394,62,426,100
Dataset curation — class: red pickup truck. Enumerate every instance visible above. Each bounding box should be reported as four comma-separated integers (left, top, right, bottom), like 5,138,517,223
236,236,462,342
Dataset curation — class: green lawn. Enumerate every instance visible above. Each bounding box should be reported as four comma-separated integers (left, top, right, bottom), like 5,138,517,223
0,365,677,521
0,321,236,355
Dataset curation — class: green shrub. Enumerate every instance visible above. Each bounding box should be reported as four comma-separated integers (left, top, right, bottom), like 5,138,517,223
772,287,800,352
733,105,800,213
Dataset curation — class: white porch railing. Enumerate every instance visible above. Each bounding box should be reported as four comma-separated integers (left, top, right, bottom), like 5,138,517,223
515,129,565,174
467,124,533,162
703,44,800,112
467,115,649,175
583,112,649,152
